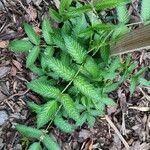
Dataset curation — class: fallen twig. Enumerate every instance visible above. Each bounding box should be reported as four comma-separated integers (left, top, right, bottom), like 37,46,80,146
0,89,30,111
105,115,130,150
129,106,150,112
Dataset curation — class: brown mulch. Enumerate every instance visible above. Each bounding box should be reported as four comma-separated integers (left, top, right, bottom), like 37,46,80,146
0,0,150,150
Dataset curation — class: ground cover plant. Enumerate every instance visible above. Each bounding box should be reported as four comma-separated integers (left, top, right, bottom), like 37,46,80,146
8,0,150,149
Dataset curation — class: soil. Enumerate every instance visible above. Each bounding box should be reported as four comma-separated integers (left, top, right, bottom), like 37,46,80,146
0,0,150,150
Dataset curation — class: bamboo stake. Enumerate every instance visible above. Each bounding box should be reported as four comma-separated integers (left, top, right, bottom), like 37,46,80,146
110,24,150,55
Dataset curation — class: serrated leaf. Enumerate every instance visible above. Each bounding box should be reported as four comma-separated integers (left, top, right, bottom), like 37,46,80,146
102,97,117,107
28,64,45,76
54,116,74,133
130,77,138,95
81,24,113,36
61,94,80,121
78,28,93,38
112,24,129,43
41,47,55,70
95,0,131,10
76,112,87,127
28,142,42,150
60,51,71,66
72,14,88,36
45,46,55,56
84,56,100,78
24,23,40,45
141,0,150,22
9,40,33,52
100,44,110,63
87,115,95,127
26,46,40,68
48,57,76,81
90,109,103,116
16,124,43,139
27,101,42,113
37,100,58,128
135,67,147,78
27,79,61,98
128,63,137,72
73,76,100,102
42,134,61,150
42,17,53,45
139,78,150,87
117,5,129,24
64,36,87,64
49,8,62,23
59,0,72,13
65,5,92,17
52,30,67,51
103,83,119,93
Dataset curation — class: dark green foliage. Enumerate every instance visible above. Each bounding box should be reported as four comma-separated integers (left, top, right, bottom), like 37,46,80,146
8,0,150,149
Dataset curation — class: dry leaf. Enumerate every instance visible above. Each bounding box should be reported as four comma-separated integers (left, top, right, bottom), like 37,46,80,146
12,60,22,71
0,41,9,48
33,26,42,35
10,66,17,76
26,5,37,21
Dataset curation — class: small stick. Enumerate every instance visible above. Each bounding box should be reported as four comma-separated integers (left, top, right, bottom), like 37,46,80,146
105,115,130,150
0,89,30,105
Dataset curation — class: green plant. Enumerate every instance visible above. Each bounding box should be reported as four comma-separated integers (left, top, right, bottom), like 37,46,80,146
8,0,150,149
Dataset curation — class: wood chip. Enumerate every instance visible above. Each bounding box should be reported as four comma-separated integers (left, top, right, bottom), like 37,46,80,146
0,67,10,78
